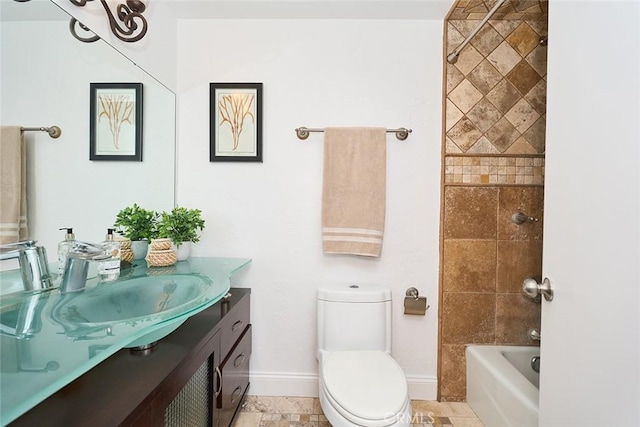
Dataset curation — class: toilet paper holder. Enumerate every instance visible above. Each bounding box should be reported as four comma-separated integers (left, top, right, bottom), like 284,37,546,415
404,287,429,315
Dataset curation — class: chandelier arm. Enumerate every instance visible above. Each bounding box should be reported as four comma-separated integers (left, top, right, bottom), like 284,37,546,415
101,0,147,42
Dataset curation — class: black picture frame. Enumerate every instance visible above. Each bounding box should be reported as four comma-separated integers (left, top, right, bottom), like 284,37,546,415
210,83,263,162
90,82,143,161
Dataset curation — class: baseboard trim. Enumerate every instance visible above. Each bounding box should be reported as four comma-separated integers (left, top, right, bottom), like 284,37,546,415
249,371,319,397
249,371,437,400
406,374,438,400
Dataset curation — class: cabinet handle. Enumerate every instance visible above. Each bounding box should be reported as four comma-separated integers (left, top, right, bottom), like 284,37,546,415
231,386,242,404
232,320,244,331
234,353,245,368
214,366,222,398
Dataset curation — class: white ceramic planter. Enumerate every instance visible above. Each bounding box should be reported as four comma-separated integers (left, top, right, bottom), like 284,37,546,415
173,242,191,261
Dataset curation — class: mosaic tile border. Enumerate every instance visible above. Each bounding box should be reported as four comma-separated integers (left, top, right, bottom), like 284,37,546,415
444,155,544,185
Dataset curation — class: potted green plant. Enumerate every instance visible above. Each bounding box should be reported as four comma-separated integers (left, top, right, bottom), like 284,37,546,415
114,203,159,260
157,207,205,261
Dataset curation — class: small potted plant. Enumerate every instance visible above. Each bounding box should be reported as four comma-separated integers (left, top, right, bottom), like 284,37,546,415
157,207,205,261
114,203,159,260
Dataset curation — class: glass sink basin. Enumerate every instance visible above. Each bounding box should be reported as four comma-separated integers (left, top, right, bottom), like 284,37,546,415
55,275,211,324
50,273,215,348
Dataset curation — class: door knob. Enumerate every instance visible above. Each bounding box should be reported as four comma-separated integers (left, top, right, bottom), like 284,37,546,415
522,277,554,301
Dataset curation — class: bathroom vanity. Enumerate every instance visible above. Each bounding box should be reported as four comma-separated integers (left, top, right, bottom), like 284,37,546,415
0,257,251,426
10,287,251,427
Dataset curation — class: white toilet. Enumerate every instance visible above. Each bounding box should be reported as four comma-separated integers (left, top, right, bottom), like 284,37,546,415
316,284,412,427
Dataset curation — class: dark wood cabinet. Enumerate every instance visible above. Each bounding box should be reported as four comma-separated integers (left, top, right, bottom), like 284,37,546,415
12,288,251,427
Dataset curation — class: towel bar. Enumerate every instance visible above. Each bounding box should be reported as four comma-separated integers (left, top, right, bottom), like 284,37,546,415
295,127,412,141
21,126,62,139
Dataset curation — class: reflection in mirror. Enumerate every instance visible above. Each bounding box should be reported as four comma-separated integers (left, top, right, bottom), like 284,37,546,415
0,0,175,272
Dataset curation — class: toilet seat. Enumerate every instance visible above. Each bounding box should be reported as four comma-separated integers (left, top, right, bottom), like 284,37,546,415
320,351,409,425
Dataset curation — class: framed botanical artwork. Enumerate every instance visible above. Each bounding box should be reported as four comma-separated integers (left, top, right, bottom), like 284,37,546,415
210,83,263,162
90,82,143,161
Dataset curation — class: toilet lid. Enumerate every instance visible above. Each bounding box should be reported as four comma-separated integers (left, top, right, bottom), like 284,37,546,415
321,351,408,421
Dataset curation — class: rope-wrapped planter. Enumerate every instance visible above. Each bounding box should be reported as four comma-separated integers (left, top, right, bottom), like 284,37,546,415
150,238,172,251
120,248,134,263
146,248,177,267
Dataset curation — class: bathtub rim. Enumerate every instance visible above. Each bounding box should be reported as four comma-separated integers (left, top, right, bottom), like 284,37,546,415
466,344,540,413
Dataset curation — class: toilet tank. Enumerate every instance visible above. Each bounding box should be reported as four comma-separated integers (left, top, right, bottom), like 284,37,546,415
317,284,392,359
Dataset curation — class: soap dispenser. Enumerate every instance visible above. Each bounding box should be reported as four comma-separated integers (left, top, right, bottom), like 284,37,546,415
97,228,121,282
57,227,75,275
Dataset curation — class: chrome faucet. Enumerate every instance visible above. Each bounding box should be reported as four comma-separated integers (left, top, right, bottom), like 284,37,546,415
60,242,110,293
0,240,53,291
528,328,541,341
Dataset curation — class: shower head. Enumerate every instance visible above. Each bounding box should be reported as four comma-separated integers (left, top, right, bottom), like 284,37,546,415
446,52,459,64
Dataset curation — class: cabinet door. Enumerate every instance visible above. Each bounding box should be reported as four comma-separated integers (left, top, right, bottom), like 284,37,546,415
218,325,252,427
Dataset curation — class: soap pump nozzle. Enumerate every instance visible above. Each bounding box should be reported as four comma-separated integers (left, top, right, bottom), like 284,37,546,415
105,228,115,241
59,228,75,241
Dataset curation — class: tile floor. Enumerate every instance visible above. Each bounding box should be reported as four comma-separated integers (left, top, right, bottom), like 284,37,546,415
233,396,485,427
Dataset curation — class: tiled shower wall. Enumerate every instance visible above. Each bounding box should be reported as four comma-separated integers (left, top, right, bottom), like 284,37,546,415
438,0,548,401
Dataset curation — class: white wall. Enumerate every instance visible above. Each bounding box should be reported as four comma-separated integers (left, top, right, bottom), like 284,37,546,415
176,18,443,398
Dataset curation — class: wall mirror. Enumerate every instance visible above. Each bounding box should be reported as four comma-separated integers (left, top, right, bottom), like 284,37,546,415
0,0,176,268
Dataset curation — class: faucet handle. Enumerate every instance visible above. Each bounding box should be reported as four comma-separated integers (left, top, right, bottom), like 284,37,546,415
0,240,38,260
511,211,539,225
69,241,110,260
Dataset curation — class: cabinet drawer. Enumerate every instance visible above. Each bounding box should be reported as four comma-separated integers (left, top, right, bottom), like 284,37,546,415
218,325,251,427
220,291,250,355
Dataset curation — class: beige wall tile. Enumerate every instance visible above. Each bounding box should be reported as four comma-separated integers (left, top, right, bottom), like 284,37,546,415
447,117,483,152
507,60,542,95
466,98,503,132
486,79,521,114
440,344,468,399
454,44,485,75
524,78,547,114
505,98,540,133
523,115,546,153
470,23,504,57
489,20,522,38
443,186,498,239
526,44,548,78
496,293,541,344
485,117,520,152
506,22,540,57
467,60,503,95
447,64,466,94
449,80,483,113
443,239,497,292
440,5,547,401
441,293,496,344
446,100,465,132
446,137,464,154
487,41,522,75
497,240,543,292
505,137,538,155
467,136,501,154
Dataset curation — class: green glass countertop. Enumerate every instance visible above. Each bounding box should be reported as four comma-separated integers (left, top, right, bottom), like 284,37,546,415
0,257,251,426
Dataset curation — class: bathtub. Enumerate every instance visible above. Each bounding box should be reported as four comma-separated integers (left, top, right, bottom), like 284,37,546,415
466,345,540,427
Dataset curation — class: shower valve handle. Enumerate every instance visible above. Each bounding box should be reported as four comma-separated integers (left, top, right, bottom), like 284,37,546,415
522,277,554,302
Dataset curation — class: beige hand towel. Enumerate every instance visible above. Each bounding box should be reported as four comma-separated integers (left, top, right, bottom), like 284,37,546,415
0,126,28,244
322,127,386,257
